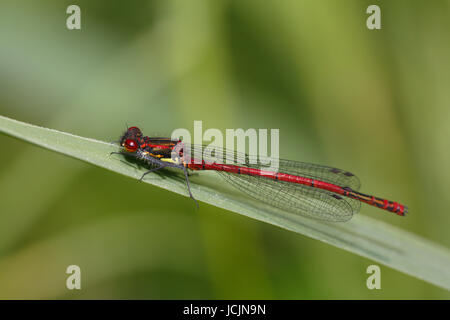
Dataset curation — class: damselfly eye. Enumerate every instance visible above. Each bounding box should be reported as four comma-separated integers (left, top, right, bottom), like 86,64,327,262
124,139,138,152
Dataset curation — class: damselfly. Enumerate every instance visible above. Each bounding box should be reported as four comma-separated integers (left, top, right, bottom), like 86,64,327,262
112,126,408,222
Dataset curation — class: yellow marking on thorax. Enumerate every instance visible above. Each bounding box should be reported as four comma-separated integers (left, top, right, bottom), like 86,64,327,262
161,158,179,164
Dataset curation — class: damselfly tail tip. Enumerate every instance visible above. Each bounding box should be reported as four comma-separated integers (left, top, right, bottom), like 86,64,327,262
397,204,408,216
403,205,408,216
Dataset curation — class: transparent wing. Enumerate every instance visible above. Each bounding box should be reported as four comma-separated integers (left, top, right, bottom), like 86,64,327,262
178,143,361,221
180,143,360,189
217,170,355,221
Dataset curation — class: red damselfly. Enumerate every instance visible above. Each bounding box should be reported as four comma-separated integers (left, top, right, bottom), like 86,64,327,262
112,126,408,222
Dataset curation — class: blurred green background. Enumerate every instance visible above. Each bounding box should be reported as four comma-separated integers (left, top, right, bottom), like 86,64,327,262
1,0,449,299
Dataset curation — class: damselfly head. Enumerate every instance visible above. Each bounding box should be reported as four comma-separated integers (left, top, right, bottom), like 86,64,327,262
119,126,143,146
123,138,138,153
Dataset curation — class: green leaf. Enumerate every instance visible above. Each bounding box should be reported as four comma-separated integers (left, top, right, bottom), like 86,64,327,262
1,114,450,291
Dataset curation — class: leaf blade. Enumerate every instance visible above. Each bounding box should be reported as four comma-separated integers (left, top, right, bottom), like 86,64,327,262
1,114,450,291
